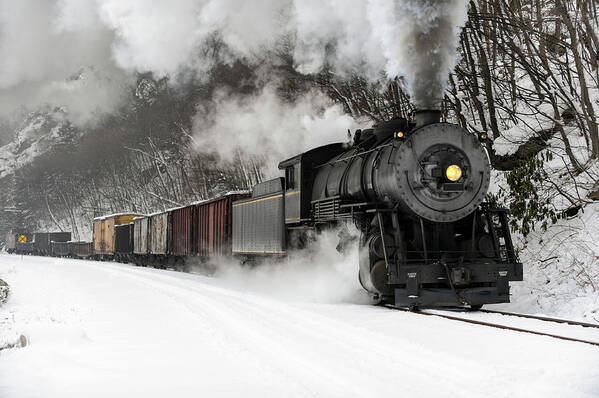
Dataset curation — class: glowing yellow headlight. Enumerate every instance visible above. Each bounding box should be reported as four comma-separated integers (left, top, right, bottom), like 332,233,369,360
446,165,462,181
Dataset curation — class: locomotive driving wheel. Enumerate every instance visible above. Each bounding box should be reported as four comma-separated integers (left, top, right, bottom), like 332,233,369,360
358,214,399,301
370,260,392,296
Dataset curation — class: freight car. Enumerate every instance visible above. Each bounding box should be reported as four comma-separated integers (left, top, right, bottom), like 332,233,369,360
148,211,169,262
130,211,169,266
233,179,286,255
115,223,134,262
133,215,149,262
34,232,71,256
93,213,142,259
168,204,193,259
194,193,250,257
70,241,93,259
51,241,71,257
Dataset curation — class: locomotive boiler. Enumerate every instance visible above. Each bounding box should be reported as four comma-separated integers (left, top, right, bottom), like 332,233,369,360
233,110,523,309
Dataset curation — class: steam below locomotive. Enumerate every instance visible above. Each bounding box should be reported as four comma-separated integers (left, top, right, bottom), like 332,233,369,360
233,110,523,309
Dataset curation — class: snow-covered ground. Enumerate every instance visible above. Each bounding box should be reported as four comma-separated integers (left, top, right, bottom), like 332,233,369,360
1,254,599,398
499,203,599,324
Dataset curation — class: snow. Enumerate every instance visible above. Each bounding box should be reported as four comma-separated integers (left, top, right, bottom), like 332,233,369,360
1,254,599,398
93,212,144,220
492,117,553,157
487,136,599,325
0,113,71,180
491,203,599,324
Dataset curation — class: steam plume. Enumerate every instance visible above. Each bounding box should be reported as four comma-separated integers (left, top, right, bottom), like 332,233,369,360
192,85,357,175
380,0,470,108
0,0,469,123
0,0,131,124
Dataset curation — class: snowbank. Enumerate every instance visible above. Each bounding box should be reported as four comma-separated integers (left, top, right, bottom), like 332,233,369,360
494,203,599,323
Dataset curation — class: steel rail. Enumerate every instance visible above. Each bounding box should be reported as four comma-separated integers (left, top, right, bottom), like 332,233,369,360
478,309,599,329
386,305,599,348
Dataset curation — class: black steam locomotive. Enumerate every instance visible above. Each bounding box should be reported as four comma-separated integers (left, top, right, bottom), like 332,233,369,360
233,110,523,309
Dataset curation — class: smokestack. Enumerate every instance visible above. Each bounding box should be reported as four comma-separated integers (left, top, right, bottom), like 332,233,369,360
414,110,441,128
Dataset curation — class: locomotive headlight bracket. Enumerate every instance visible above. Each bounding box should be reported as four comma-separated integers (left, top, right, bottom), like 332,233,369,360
446,164,462,181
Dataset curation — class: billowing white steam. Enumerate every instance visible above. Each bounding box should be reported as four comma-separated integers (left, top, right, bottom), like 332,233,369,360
98,0,468,107
193,228,369,304
192,85,358,175
0,0,131,124
0,0,468,123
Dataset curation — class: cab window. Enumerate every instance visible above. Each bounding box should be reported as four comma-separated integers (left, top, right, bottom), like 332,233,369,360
285,166,295,190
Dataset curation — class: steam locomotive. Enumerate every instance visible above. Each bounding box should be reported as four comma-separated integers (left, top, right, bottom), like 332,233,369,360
6,110,523,309
236,109,523,309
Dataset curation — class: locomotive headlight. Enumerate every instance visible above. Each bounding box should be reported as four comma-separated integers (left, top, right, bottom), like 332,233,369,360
446,165,462,181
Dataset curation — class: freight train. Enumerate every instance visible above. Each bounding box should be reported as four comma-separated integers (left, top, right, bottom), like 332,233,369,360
4,110,523,309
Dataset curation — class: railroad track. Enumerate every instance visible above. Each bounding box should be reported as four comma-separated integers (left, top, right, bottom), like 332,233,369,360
386,305,599,348
478,309,599,329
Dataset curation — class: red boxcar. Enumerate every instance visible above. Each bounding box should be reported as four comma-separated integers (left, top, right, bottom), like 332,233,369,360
70,241,93,258
170,204,194,257
195,193,249,257
169,192,249,258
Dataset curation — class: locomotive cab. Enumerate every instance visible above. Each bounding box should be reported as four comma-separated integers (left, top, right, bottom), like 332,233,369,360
278,144,347,225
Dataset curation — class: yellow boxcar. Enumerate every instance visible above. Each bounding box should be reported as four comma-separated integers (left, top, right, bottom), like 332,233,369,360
93,219,103,253
93,213,143,256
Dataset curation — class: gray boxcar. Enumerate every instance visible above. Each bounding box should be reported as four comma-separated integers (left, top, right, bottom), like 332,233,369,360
232,179,286,255
149,212,168,255
133,216,149,255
